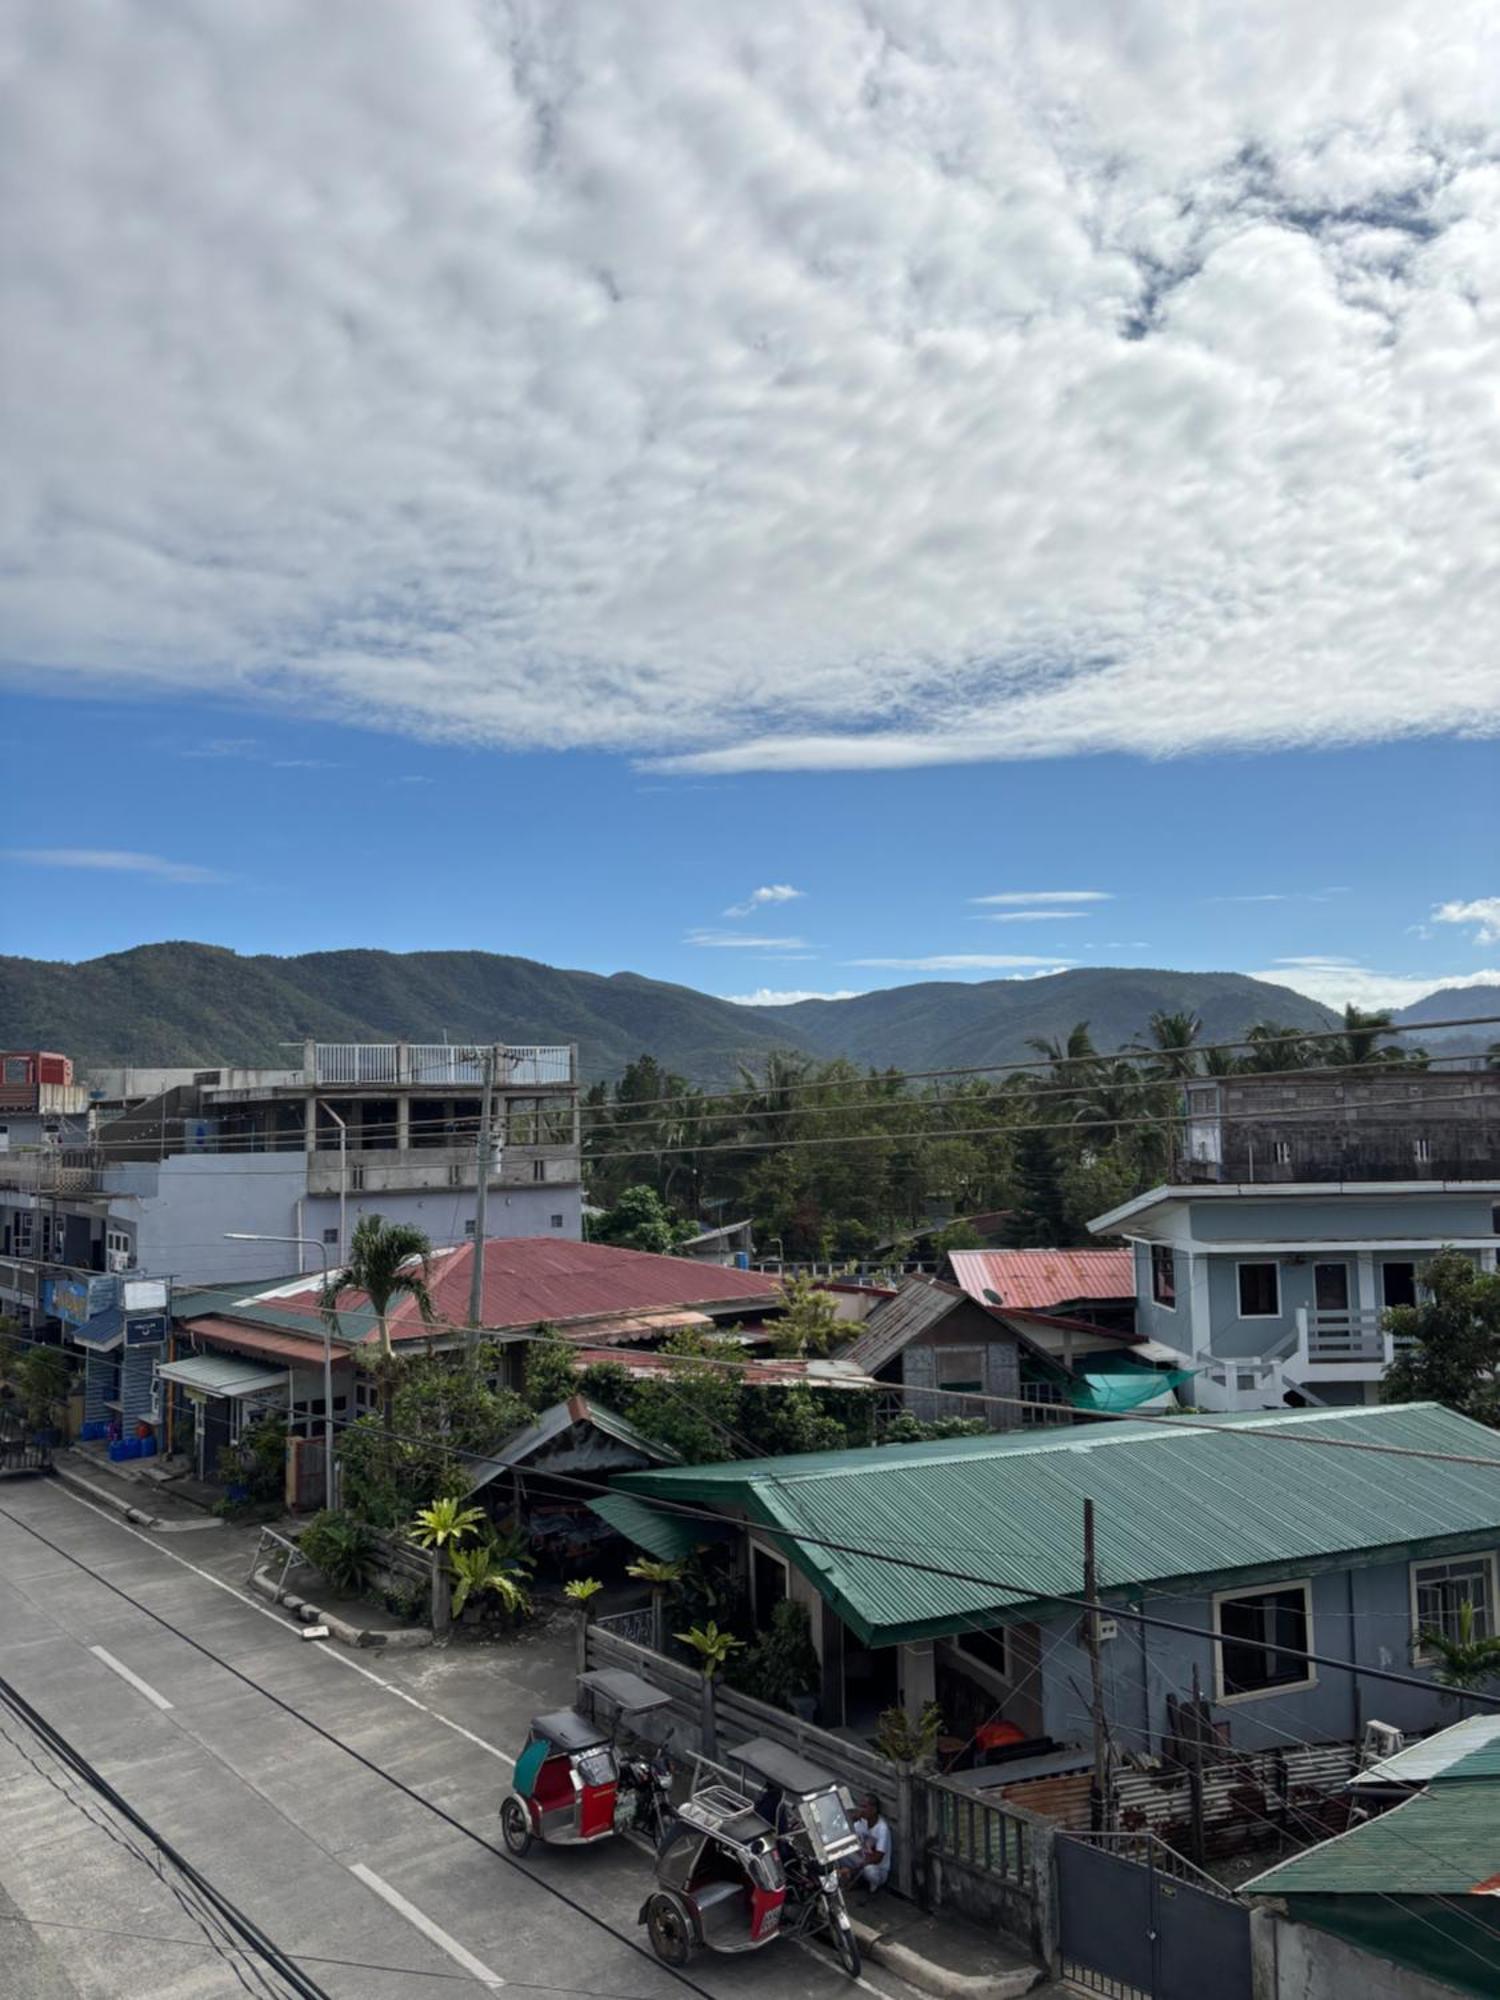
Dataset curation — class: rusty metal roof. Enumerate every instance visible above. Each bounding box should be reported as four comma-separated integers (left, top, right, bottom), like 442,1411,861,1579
947,1248,1134,1311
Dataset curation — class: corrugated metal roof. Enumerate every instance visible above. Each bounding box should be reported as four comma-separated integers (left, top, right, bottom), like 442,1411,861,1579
589,1492,732,1563
948,1249,1135,1311
1353,1716,1500,1790
1246,1780,1500,1896
462,1394,680,1491
177,1240,782,1348
615,1403,1500,1646
844,1276,974,1374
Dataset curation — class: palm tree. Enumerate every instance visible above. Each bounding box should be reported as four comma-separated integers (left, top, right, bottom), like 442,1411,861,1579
1242,1022,1317,1073
1128,1010,1203,1081
1074,1059,1146,1149
1418,1600,1500,1702
321,1213,436,1431
1330,1004,1401,1068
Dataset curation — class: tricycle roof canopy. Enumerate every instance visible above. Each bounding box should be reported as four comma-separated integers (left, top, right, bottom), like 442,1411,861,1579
530,1708,609,1751
577,1669,673,1714
730,1737,840,1798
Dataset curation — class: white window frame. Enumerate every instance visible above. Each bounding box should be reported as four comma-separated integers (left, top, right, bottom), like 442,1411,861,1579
1271,1141,1292,1166
950,1624,1012,1685
1151,1244,1177,1311
1410,1552,1498,1662
1413,1137,1432,1165
1236,1260,1281,1319
1212,1579,1316,1704
750,1540,790,1620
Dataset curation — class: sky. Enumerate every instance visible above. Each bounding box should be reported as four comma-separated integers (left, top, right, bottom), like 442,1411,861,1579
2,2,1498,1012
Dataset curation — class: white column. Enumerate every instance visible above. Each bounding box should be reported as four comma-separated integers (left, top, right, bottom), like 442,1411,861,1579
1188,1250,1211,1358
898,1641,936,1722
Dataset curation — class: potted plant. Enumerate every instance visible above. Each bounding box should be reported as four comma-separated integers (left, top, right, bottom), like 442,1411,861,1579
734,1600,822,1720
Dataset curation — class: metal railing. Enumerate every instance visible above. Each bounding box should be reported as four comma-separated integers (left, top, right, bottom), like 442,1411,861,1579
0,1148,103,1194
927,1781,1037,1890
310,1042,574,1087
1304,1307,1385,1361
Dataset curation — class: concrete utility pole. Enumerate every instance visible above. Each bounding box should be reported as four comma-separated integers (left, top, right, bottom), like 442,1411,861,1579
1083,1497,1113,1831
466,1043,500,1370
224,1231,337,1513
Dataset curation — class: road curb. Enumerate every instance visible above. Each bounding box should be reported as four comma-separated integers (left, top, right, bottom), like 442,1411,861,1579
852,1919,1043,1999
50,1460,225,1533
249,1565,433,1650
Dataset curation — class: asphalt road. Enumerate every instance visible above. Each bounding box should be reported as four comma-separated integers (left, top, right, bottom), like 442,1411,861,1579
0,1474,933,2000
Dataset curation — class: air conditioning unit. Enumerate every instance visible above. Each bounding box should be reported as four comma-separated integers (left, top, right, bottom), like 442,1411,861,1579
1361,1720,1404,1767
108,1249,133,1273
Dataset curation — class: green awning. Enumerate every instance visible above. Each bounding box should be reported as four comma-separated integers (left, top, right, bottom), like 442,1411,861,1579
1070,1365,1197,1413
589,1492,729,1562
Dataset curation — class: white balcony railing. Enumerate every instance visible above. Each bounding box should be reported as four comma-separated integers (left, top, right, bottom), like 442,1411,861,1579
1304,1307,1385,1362
310,1043,574,1088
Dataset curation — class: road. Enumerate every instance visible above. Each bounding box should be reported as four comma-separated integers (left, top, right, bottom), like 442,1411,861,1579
0,1474,934,2000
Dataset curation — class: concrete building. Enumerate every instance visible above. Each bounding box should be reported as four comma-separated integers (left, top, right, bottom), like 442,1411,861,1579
1179,1067,1500,1184
1090,1179,1500,1412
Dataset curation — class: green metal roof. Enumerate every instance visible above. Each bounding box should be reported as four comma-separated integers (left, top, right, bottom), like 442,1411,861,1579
589,1492,731,1563
175,1279,379,1347
1247,1780,1500,1897
1353,1716,1500,1791
613,1403,1500,1646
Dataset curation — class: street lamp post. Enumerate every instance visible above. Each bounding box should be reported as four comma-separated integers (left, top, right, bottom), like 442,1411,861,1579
224,1231,339,1512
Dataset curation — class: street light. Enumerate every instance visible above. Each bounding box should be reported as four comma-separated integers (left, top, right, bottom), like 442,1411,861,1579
224,1231,339,1512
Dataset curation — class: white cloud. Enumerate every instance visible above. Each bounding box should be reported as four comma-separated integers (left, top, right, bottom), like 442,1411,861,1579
724,988,861,1006
686,929,808,950
5,4,1499,772
1432,897,1500,945
724,884,805,917
849,954,1075,971
1250,961,1500,1010
971,892,1112,906
180,737,259,760
977,911,1091,922
3,847,224,884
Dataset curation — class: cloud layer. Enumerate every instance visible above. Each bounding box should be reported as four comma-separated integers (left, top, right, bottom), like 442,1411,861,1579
3,848,223,884
5,3,1500,770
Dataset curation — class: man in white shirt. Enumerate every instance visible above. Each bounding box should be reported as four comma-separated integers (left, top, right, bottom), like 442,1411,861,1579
842,1793,892,1896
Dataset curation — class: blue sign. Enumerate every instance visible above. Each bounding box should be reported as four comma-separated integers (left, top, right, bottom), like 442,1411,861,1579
44,1274,118,1326
125,1315,167,1346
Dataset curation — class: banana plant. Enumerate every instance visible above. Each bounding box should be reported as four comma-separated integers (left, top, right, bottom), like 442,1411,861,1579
450,1545,531,1620
675,1621,743,1680
408,1498,486,1550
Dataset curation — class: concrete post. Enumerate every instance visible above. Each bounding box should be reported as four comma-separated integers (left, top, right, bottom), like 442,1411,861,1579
701,1676,718,1762
432,1553,452,1638
899,1639,936,1721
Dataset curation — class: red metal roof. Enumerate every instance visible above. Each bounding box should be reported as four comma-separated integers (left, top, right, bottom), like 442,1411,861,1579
947,1248,1134,1312
184,1317,340,1365
218,1237,783,1344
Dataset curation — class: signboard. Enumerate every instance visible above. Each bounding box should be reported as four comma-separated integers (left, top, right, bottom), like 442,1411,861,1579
46,1273,118,1326
125,1315,168,1346
122,1277,168,1315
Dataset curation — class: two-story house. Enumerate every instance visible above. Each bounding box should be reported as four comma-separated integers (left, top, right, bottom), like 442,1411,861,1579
1088,1180,1500,1411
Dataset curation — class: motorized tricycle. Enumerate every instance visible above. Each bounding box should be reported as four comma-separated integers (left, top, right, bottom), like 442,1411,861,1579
639,1741,863,1976
500,1669,674,1857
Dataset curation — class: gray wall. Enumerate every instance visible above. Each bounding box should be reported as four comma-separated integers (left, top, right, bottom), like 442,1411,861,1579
1186,1189,1499,1243
899,1322,1021,1428
1032,1552,1489,1755
1257,1909,1479,2000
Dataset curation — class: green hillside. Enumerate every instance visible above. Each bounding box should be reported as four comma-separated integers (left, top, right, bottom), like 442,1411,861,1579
3,943,1352,1087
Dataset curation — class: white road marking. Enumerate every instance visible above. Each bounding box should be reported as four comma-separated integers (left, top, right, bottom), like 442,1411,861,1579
350,1861,505,1987
44,1486,513,1764
88,1644,174,1710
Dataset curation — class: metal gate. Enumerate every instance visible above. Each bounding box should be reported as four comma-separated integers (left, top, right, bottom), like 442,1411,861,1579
1056,1831,1251,2000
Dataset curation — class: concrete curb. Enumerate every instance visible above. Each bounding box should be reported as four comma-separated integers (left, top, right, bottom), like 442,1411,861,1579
50,1460,225,1533
249,1565,433,1651
853,1919,1043,2000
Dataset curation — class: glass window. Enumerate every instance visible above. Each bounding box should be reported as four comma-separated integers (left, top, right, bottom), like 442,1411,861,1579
936,1347,984,1393
954,1627,1010,1679
1238,1263,1280,1316
3,1058,31,1084
1217,1584,1311,1696
1314,1264,1349,1312
1151,1245,1176,1309
752,1544,788,1618
1414,1556,1494,1653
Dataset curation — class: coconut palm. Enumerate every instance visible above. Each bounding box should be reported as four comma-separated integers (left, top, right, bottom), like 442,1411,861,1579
1418,1600,1500,1696
1242,1022,1317,1073
1328,1003,1404,1067
1128,1010,1203,1080
322,1213,436,1431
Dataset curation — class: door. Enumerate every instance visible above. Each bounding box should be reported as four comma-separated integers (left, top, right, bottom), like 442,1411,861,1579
1382,1262,1417,1309
1313,1263,1349,1313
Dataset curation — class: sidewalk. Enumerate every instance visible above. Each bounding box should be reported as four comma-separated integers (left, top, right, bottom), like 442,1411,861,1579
854,1893,1046,1999
49,1449,226,1533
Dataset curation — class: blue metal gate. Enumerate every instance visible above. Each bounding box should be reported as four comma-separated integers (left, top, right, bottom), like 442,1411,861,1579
1056,1832,1251,2000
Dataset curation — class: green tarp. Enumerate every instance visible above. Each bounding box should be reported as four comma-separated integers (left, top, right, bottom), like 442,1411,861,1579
1070,1365,1197,1413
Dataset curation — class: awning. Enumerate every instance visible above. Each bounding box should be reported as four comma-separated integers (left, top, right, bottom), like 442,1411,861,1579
67,1309,123,1352
589,1492,732,1562
156,1357,290,1400
1069,1364,1197,1413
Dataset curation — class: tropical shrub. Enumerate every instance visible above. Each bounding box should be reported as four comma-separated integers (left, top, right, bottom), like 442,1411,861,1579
299,1510,378,1594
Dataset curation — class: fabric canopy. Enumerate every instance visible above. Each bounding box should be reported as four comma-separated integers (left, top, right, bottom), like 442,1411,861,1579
1069,1364,1196,1413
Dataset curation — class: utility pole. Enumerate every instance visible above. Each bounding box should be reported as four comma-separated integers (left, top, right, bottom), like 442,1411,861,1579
1083,1498,1112,1831
466,1043,499,1370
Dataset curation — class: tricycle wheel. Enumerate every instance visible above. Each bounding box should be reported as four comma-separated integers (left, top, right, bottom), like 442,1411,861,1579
832,1913,862,1980
499,1795,533,1856
646,1893,695,1967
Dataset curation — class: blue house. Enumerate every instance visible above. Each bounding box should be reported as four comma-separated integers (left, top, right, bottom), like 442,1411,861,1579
1087,1180,1500,1411
597,1403,1500,1764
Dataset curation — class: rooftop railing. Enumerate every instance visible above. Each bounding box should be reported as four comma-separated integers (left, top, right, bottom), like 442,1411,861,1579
309,1043,575,1088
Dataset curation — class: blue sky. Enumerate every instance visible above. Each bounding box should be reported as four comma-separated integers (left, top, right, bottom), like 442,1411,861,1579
4,690,1496,1012
3,4,1498,1010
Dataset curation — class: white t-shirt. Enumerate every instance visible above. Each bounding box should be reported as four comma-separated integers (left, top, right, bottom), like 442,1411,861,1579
854,1816,892,1872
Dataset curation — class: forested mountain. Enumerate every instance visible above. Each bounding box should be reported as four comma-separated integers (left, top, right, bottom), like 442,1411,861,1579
5,939,1472,1087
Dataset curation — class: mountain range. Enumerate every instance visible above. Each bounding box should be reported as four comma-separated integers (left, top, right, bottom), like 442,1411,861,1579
1,943,1490,1087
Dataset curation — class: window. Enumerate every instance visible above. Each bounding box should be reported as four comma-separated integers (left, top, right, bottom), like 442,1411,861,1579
464,1218,477,1238
1215,1582,1313,1699
322,1227,339,1246
1314,1263,1350,1313
935,1347,985,1394
533,1159,547,1181
550,1214,564,1229
448,1162,463,1187
751,1544,788,1618
1237,1262,1280,1317
1412,1555,1496,1657
1413,1138,1432,1165
1382,1262,1417,1310
349,1163,365,1192
3,1057,31,1084
1020,1380,1067,1426
1272,1141,1292,1166
954,1627,1011,1681
1151,1245,1177,1309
